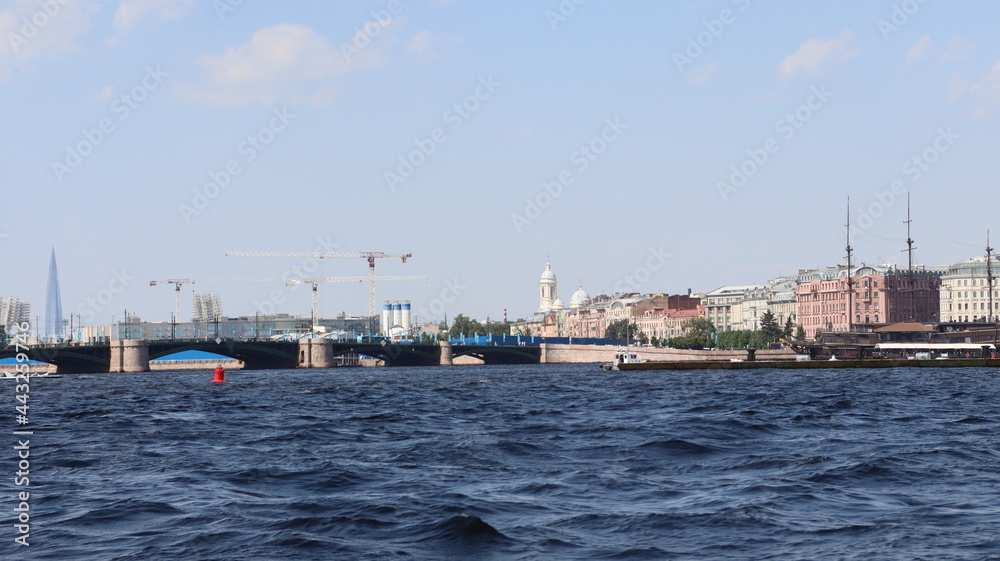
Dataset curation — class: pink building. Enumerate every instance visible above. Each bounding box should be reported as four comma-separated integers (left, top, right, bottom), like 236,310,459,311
797,265,941,340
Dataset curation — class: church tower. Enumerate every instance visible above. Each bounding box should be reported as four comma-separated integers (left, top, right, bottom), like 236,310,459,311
539,259,557,313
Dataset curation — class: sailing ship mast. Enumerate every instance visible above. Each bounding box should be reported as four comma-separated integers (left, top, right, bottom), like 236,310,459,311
903,193,916,321
846,197,854,333
987,231,997,348
987,230,994,322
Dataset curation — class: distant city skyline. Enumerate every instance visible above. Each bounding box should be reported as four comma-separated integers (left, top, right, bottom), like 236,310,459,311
3,2,1000,323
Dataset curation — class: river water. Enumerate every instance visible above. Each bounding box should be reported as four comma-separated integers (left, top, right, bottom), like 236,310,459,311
9,364,1000,560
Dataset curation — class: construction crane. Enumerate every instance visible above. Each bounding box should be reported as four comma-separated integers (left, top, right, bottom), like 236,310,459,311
285,275,429,329
149,278,275,321
225,251,413,318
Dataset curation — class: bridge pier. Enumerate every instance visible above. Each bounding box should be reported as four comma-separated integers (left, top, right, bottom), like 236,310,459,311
439,341,453,366
299,339,334,368
540,343,548,364
109,340,150,373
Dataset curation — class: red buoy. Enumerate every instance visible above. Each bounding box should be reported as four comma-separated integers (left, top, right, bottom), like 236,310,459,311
212,364,226,383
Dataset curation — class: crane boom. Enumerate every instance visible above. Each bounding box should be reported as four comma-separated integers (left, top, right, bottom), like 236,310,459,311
226,251,414,320
149,278,275,321
284,275,428,329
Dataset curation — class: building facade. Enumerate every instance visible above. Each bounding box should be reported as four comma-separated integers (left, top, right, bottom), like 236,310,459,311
703,285,761,332
0,297,30,333
939,255,1000,323
796,265,941,340
192,294,223,323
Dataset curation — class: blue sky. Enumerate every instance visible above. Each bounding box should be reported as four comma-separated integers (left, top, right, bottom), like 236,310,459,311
3,0,1000,327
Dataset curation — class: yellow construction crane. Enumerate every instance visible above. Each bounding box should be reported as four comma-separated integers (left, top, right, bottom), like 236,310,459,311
225,251,413,318
149,278,275,321
285,275,429,329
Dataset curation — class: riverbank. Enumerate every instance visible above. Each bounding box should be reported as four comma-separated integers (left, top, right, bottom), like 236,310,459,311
619,357,1000,371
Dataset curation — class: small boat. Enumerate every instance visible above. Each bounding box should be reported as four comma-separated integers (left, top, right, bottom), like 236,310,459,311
601,348,648,371
0,371,63,379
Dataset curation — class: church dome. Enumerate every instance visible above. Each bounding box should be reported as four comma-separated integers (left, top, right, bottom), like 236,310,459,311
551,298,565,311
569,284,590,308
540,260,556,282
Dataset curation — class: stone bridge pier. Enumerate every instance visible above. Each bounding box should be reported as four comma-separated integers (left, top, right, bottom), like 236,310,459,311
299,339,334,368
110,340,150,373
439,341,453,366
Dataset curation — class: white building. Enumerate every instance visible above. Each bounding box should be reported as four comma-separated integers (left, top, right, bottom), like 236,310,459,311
703,285,761,332
0,297,30,332
940,255,1000,323
191,294,223,323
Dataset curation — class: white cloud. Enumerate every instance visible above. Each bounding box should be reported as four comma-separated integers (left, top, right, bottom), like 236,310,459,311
905,35,932,63
406,30,436,62
0,0,95,80
114,0,196,31
778,30,859,80
95,84,116,102
684,61,719,85
178,24,389,107
949,62,1000,119
939,35,975,63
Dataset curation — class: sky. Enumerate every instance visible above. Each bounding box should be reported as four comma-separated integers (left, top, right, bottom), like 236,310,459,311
3,0,1000,329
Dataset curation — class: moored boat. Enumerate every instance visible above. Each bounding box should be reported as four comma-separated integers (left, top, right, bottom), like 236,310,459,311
601,348,648,371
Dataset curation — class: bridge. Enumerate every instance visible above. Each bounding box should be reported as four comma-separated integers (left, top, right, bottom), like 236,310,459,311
0,339,543,373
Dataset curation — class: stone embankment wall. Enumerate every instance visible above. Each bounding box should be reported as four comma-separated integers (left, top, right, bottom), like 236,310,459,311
540,344,797,364
150,359,244,371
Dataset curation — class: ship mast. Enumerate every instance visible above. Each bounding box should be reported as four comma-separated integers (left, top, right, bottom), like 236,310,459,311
903,193,916,321
987,231,996,348
846,197,853,333
987,231,995,320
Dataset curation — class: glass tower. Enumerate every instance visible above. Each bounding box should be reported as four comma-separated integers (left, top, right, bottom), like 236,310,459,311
46,248,64,339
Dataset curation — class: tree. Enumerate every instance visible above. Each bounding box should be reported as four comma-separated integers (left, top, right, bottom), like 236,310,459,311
783,316,795,339
667,335,705,350
604,319,637,340
683,317,715,341
638,332,649,345
759,310,782,344
794,325,806,340
448,314,484,339
484,321,512,336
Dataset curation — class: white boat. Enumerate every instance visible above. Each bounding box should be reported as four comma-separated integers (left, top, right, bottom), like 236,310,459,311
0,371,63,379
601,348,648,371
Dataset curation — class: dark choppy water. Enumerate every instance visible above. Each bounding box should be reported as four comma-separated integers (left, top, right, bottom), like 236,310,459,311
7,364,1000,560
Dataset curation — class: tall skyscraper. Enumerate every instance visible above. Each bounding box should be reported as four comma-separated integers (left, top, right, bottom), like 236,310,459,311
46,248,64,339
